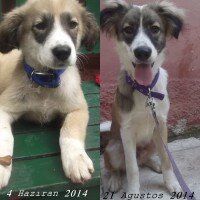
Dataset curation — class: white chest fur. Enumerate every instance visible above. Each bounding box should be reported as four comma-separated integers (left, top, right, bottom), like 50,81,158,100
121,68,170,145
19,66,82,123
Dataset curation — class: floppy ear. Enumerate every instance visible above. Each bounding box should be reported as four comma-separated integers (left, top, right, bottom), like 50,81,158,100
153,1,185,39
0,7,25,53
100,0,128,38
81,11,99,51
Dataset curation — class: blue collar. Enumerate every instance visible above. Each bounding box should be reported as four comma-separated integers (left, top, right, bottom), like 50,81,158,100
24,62,65,88
125,69,165,100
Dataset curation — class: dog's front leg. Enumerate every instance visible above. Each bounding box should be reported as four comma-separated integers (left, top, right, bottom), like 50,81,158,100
153,122,181,193
0,110,14,189
121,125,140,195
59,107,94,184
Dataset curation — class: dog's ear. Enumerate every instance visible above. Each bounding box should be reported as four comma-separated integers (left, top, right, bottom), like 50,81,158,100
0,7,26,53
153,1,185,39
81,11,99,51
100,0,128,38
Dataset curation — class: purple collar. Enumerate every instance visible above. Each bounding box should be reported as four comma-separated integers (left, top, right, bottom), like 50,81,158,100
125,70,165,100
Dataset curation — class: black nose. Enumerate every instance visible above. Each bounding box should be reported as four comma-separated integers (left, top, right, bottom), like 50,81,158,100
134,46,152,61
52,45,71,61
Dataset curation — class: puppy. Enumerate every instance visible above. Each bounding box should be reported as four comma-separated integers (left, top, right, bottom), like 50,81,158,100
0,0,99,189
101,0,184,195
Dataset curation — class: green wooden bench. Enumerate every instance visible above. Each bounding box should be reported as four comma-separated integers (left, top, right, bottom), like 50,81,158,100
0,81,100,200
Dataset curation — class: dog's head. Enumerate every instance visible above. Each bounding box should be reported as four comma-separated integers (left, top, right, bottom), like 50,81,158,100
101,0,184,86
0,0,99,69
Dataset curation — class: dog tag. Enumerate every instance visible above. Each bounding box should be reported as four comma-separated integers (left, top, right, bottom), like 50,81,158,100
146,88,155,111
0,156,12,166
146,98,155,110
146,90,159,125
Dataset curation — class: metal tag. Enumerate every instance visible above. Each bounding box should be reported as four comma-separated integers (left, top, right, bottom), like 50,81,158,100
146,88,159,125
146,88,155,111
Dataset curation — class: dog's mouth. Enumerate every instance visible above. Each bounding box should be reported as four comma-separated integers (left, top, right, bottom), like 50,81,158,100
51,61,70,70
132,62,154,86
58,63,68,68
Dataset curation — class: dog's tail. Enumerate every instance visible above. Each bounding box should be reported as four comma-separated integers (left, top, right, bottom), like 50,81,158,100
100,121,112,132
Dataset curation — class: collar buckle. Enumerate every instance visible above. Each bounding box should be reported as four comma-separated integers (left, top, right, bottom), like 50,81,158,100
31,70,55,82
24,62,65,88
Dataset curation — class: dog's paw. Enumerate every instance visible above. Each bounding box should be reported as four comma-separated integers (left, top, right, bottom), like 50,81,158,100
0,165,12,189
165,179,182,194
145,157,162,174
164,172,182,194
127,189,140,195
127,184,140,196
108,173,122,192
127,189,140,198
60,138,94,184
62,150,94,184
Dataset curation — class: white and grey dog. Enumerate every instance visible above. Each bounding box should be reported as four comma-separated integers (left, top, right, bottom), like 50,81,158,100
101,0,184,195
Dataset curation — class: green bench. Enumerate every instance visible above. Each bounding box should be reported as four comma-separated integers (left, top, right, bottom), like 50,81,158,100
0,81,100,200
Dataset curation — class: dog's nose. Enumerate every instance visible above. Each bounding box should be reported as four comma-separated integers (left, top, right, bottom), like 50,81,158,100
52,45,71,61
134,46,152,61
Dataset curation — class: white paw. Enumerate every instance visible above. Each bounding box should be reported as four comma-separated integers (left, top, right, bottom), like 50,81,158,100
62,150,94,184
127,190,140,195
149,161,162,174
127,190,140,199
108,173,122,192
152,164,162,174
164,171,182,194
60,138,94,184
0,164,12,189
165,179,182,194
127,185,140,196
145,157,162,174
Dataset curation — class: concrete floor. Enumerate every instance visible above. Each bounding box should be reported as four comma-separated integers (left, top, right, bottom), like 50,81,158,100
101,138,200,200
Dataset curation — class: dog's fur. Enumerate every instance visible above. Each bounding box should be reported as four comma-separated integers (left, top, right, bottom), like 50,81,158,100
0,0,99,188
101,0,184,194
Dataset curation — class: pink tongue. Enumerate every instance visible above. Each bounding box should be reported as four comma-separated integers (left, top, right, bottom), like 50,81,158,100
134,64,153,86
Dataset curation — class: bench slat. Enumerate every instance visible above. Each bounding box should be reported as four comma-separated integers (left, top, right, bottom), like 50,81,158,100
85,93,99,107
13,107,99,134
14,125,99,159
82,81,99,94
0,150,100,195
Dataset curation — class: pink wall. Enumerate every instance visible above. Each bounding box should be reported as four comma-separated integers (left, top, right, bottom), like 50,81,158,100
101,0,200,133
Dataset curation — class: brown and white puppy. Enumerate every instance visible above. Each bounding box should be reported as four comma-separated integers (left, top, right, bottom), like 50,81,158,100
101,0,184,195
0,0,99,189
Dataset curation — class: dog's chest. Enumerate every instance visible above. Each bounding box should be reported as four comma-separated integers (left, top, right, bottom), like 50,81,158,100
123,69,169,144
122,92,164,144
33,98,57,113
31,98,59,122
131,97,155,144
24,88,65,122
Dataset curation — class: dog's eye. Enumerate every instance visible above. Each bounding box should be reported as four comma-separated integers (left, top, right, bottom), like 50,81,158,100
150,25,160,34
69,20,78,29
123,26,134,35
34,22,47,31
